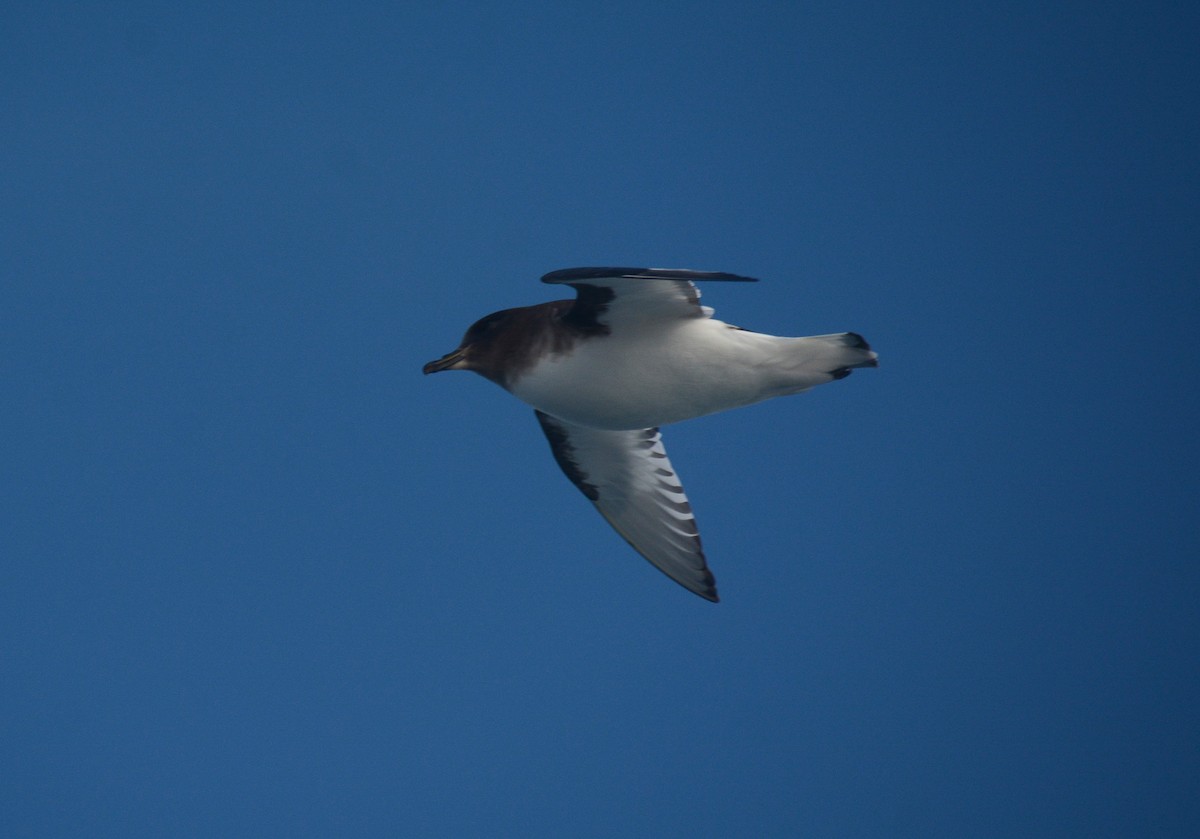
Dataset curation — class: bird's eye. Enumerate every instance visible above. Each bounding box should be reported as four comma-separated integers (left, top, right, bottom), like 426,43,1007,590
471,314,505,335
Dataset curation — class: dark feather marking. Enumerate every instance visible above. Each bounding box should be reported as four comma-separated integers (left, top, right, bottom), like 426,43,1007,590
535,410,599,501
670,517,700,536
542,266,758,284
560,284,614,336
655,494,693,515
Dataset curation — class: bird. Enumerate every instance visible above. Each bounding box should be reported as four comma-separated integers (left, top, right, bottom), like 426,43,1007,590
423,267,878,602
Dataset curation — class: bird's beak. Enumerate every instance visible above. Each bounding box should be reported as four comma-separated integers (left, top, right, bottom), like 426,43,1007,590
423,347,468,374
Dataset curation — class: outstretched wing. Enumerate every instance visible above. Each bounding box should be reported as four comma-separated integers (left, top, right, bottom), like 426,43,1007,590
541,266,757,330
534,409,718,602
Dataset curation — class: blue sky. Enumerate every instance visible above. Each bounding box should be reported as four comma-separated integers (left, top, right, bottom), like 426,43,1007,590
3,2,1198,836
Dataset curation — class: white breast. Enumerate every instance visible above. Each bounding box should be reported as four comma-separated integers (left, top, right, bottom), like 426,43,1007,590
508,318,802,430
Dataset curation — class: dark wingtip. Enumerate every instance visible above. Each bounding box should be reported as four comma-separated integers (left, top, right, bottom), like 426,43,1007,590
542,266,758,284
846,333,879,366
693,568,720,602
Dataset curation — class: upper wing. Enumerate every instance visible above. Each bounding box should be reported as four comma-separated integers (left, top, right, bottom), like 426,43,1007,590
534,410,718,602
541,266,757,330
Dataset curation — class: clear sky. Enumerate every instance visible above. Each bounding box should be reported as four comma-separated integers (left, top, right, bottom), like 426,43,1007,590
4,2,1198,836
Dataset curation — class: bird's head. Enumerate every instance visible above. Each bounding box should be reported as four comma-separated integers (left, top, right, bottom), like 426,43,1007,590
423,308,523,378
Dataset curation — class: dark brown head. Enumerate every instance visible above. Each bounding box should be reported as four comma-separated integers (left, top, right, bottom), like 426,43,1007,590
423,301,574,387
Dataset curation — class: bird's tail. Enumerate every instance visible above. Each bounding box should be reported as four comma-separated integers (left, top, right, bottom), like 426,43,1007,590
756,331,878,396
803,332,879,380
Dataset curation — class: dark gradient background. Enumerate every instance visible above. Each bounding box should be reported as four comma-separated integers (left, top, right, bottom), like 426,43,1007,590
4,3,1198,836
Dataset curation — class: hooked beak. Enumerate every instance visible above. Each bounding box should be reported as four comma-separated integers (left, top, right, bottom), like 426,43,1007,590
423,347,468,374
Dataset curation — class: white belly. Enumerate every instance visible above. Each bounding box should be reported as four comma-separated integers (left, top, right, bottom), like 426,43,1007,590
508,319,804,430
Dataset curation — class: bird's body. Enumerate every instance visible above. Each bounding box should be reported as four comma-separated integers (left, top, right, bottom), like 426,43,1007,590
424,267,877,602
511,318,871,430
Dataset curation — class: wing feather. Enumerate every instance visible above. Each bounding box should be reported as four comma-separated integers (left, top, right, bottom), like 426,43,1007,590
534,410,718,602
540,266,757,329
